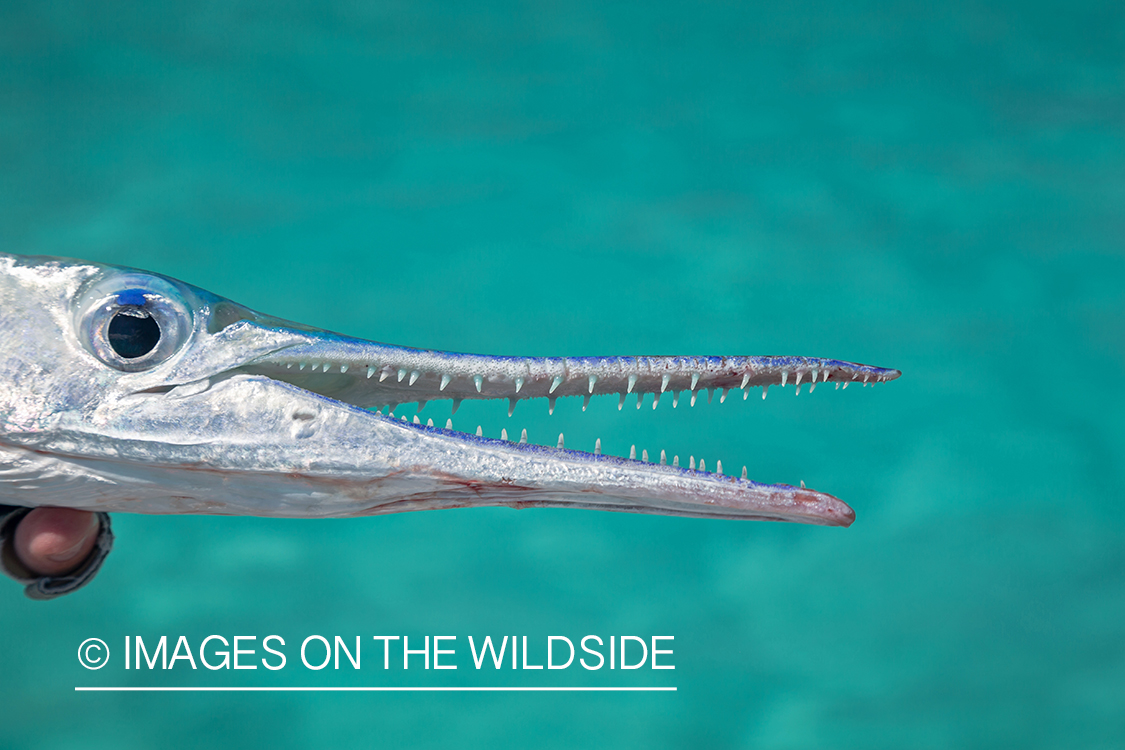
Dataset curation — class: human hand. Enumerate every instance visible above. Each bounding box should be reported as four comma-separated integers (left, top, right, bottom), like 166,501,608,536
13,508,101,577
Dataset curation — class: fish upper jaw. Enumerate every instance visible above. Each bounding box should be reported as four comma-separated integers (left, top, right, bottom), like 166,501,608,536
238,330,900,415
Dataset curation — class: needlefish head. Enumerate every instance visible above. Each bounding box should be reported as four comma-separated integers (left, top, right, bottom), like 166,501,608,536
0,253,899,524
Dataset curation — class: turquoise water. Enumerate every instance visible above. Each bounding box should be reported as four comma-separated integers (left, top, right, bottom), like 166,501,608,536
2,1,1123,747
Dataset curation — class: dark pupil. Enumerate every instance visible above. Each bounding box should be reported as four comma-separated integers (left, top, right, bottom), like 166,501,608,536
107,308,161,358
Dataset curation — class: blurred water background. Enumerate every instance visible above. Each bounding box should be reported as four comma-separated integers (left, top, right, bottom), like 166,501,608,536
1,1,1123,748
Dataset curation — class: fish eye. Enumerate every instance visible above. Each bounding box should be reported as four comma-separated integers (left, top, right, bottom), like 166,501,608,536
75,274,194,372
107,307,162,358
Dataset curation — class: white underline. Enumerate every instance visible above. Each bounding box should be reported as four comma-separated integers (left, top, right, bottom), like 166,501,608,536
76,686,676,692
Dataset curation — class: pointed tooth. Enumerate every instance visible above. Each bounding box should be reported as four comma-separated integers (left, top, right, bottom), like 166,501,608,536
514,377,524,393
660,374,670,392
835,382,840,390
636,392,644,409
795,371,802,387
762,385,769,400
707,388,715,404
474,375,483,393
550,376,563,394
627,374,637,393
843,381,849,389
720,388,729,403
508,398,517,417
781,370,788,387
413,415,420,424
823,369,830,382
588,374,598,394
864,374,870,383
397,368,407,383
475,425,483,436
401,416,407,422
716,460,723,475
557,433,565,449
549,397,557,415
286,363,293,369
618,393,626,410
809,380,816,393
691,373,700,390
451,398,462,414
445,418,453,429
299,362,307,371
652,392,661,409
690,391,698,407
800,480,806,488
740,373,750,389
520,428,528,444
660,449,667,465
795,384,801,395
379,369,391,382
700,459,706,472
672,391,680,408
427,418,434,427
689,456,696,470
810,369,818,385
673,455,680,467
595,438,601,456
741,466,747,480
582,394,591,411
440,374,452,391
417,400,427,411
501,428,508,441
322,363,330,372
340,364,349,374
642,449,649,462
629,445,636,460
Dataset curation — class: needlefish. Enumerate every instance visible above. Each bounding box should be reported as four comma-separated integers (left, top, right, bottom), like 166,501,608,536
0,253,899,526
